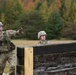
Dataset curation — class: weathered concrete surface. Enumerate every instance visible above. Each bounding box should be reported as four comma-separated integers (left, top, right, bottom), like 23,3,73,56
34,68,76,75
34,52,76,75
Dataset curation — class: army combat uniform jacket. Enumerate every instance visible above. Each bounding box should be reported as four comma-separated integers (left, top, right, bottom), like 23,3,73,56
0,30,19,75
38,40,50,46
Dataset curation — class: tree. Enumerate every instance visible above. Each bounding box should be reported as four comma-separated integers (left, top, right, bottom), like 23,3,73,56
46,0,54,7
63,22,76,40
60,0,76,39
46,10,64,39
16,10,46,39
35,0,42,10
0,0,6,20
39,1,51,23
0,0,23,29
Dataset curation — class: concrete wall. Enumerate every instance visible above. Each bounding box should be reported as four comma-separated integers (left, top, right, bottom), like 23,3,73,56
34,69,76,75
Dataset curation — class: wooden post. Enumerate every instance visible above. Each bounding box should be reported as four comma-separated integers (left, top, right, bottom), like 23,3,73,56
24,47,33,75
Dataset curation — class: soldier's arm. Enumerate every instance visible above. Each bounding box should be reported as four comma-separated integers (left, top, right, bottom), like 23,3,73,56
6,30,21,37
47,41,51,45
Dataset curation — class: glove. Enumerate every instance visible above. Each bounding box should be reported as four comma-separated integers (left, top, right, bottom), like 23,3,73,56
18,27,24,34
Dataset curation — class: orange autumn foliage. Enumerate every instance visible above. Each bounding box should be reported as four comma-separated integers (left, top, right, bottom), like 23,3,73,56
50,0,61,11
22,0,35,12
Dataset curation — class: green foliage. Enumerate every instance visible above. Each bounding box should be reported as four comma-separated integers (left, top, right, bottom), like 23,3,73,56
60,0,76,39
63,22,76,40
60,0,66,19
0,0,23,29
35,0,42,10
16,10,46,39
0,0,6,20
46,10,64,39
39,1,51,23
46,0,54,7
68,0,76,21
0,0,76,40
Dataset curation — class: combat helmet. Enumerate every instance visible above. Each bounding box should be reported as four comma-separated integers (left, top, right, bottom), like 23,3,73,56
38,31,47,39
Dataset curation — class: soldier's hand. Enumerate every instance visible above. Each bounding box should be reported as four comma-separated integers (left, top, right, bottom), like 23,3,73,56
18,27,24,34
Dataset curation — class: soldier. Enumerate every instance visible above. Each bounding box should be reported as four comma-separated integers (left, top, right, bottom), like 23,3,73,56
38,31,49,45
0,22,23,75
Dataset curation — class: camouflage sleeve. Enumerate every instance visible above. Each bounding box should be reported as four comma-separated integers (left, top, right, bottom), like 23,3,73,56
6,30,19,37
47,41,51,45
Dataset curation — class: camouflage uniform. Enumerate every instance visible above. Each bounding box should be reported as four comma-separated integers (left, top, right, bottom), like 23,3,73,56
0,30,18,75
0,29,21,75
38,40,48,45
38,31,49,45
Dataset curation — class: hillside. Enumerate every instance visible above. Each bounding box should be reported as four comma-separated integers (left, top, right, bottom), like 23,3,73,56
0,0,76,40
